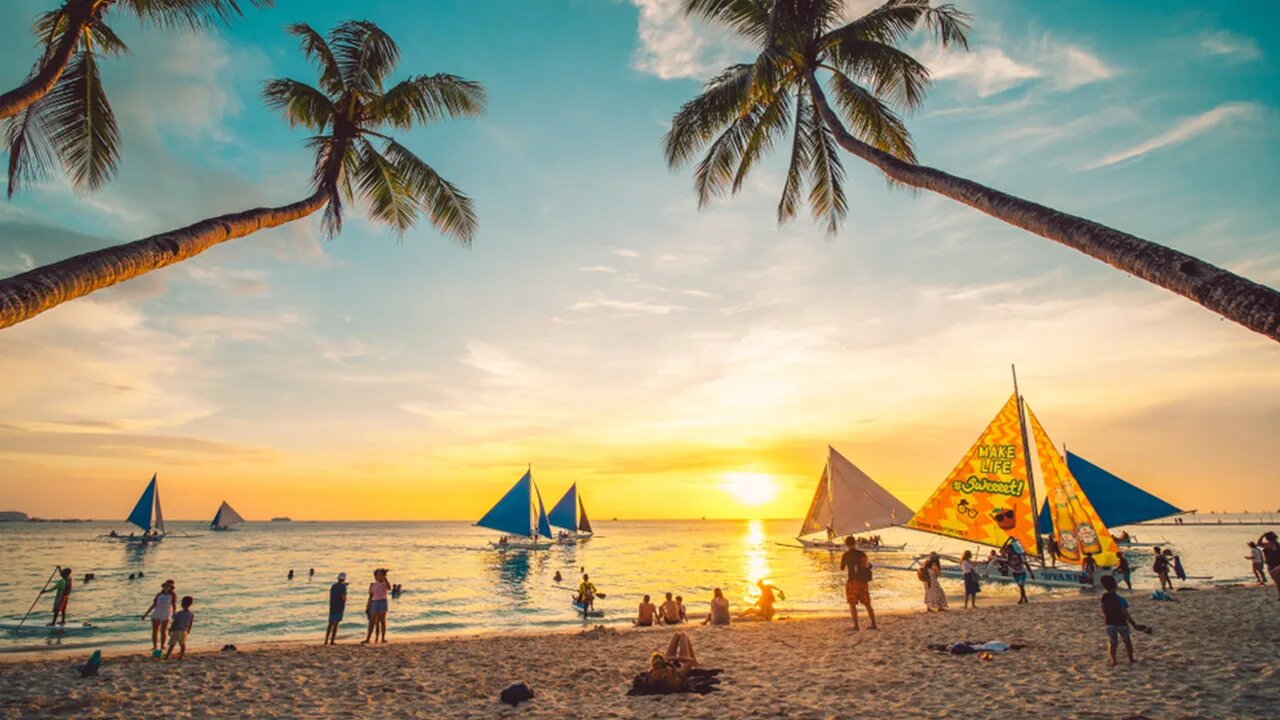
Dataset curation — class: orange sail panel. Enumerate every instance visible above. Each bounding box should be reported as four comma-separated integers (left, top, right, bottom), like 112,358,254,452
1026,404,1119,567
905,393,1039,553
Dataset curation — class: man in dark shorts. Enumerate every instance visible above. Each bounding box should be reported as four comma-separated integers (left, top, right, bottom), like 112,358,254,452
840,536,877,631
325,572,347,645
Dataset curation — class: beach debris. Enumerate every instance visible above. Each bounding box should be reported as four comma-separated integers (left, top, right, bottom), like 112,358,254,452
220,644,238,652
578,625,617,640
1149,590,1175,601
76,650,102,677
499,682,535,707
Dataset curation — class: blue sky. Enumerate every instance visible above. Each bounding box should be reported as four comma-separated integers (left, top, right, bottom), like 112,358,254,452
1,0,1278,520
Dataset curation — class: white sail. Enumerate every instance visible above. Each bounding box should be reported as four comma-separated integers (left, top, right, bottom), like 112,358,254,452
798,466,832,536
826,447,913,536
153,482,166,533
212,501,246,529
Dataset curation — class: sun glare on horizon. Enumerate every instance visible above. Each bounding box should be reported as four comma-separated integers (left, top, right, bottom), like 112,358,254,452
721,472,779,508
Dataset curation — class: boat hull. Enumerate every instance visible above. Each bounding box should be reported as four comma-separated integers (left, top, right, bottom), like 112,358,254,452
490,540,554,551
556,532,593,545
797,538,907,552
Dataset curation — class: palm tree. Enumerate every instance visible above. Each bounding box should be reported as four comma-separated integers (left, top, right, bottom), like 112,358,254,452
0,20,484,330
2,0,273,195
665,0,1280,343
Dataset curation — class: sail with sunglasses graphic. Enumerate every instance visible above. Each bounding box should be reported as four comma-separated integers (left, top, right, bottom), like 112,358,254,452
905,393,1040,555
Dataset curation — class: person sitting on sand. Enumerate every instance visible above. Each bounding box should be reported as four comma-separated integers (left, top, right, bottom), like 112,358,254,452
635,595,658,627
165,596,195,660
325,572,347,645
660,592,682,624
577,574,598,611
676,595,687,623
1258,532,1280,600
703,588,730,626
1099,575,1146,666
363,568,391,644
921,553,948,612
739,579,783,621
142,580,178,651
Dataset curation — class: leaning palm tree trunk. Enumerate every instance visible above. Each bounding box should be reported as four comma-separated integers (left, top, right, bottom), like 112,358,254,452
0,5,91,120
0,191,326,329
806,73,1280,343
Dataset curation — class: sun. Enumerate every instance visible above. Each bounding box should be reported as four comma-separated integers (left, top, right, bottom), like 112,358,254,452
721,472,778,508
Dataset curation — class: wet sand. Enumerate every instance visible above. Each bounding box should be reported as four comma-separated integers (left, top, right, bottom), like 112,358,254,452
0,584,1276,719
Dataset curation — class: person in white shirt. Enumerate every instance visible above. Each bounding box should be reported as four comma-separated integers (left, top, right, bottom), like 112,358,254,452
1247,541,1267,584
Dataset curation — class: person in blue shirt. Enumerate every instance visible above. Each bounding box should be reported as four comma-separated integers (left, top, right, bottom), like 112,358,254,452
325,572,348,645
1099,575,1147,666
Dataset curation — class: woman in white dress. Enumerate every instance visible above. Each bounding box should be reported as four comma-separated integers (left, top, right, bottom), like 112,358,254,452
141,579,178,650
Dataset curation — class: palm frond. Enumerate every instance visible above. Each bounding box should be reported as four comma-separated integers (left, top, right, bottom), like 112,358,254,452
352,137,417,235
33,9,70,51
682,0,771,43
286,23,344,96
4,65,57,198
369,74,486,129
263,78,336,130
826,70,915,163
663,63,755,168
733,87,792,192
803,90,847,236
828,0,969,49
777,92,814,224
824,38,931,111
307,134,350,236
85,20,130,57
923,3,971,49
692,99,770,207
119,0,275,30
43,50,120,191
382,139,477,244
329,20,400,96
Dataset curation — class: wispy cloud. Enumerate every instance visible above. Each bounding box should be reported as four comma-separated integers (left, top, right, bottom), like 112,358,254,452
1200,30,1262,63
613,248,640,258
920,36,1113,97
1085,102,1260,170
579,265,619,274
923,45,1042,97
630,0,742,80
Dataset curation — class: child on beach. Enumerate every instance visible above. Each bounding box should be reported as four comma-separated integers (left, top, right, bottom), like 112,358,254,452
47,567,72,626
1100,575,1147,666
635,595,658,626
1117,553,1133,591
960,550,980,608
165,597,194,660
142,580,178,651
1152,547,1172,591
326,572,347,645
921,553,948,611
1247,542,1266,584
676,595,687,623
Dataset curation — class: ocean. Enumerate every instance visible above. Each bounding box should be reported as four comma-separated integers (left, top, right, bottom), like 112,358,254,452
1,516,1274,655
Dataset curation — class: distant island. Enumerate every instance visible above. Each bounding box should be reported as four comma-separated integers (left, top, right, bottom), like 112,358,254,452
0,511,28,522
270,517,292,522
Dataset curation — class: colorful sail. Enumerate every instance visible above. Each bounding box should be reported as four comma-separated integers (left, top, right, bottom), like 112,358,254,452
1037,452,1182,532
210,501,246,530
126,475,158,532
577,495,592,533
827,447,912,535
477,471,536,537
798,466,832,537
905,394,1039,553
547,484,578,531
1026,406,1119,567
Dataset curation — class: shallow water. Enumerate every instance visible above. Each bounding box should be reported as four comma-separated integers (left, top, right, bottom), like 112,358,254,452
0,516,1273,654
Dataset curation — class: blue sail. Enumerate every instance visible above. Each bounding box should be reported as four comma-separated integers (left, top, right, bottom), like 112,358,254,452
127,475,157,532
477,471,534,537
547,484,577,530
1038,452,1182,533
534,482,553,539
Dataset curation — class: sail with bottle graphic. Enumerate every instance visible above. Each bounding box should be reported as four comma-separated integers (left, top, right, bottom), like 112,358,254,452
1025,405,1119,567
1036,452,1183,533
905,394,1039,553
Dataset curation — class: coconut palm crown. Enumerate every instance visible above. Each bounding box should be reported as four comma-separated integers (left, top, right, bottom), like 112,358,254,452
3,0,274,196
263,20,485,241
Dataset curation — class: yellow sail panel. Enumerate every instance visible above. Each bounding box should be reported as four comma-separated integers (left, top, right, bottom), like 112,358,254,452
1026,404,1119,567
905,393,1038,553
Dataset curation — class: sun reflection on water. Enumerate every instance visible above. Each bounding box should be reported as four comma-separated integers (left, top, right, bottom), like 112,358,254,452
742,518,769,604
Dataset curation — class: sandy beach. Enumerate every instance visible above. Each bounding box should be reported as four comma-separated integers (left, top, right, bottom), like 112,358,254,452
1,583,1275,719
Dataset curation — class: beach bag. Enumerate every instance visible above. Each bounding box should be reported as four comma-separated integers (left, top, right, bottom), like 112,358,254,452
855,565,873,583
499,682,535,707
917,566,930,583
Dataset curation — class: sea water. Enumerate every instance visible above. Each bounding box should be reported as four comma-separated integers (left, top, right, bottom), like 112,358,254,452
0,517,1273,654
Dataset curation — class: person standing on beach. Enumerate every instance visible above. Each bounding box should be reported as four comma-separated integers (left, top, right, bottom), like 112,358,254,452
141,580,178,651
841,536,877,629
47,567,72,626
960,550,980,608
1116,553,1133,591
1152,547,1172,591
1005,545,1030,604
325,573,348,645
1247,542,1266,584
1044,535,1059,568
635,594,658,626
921,553,948,612
165,596,195,660
1258,532,1280,599
363,568,391,644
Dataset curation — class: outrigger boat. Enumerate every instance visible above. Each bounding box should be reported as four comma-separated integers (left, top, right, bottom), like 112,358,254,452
548,483,593,543
788,446,911,552
891,369,1125,590
1036,452,1182,550
476,467,554,551
104,474,166,544
210,501,246,531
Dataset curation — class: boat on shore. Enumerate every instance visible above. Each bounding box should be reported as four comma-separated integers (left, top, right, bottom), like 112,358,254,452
210,501,246,531
548,483,593,543
791,446,911,553
476,467,554,551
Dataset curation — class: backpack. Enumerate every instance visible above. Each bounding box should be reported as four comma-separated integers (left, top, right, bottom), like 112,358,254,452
856,564,873,583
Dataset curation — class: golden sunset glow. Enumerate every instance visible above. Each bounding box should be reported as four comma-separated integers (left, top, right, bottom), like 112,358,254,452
721,472,779,508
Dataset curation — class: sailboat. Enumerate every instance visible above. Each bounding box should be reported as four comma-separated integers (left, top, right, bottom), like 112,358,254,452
109,474,165,544
548,483,593,543
896,371,1122,589
1036,452,1182,548
476,468,554,550
210,501,246,531
792,446,911,552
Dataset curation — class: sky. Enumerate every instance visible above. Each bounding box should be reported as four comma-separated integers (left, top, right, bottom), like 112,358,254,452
1,0,1278,522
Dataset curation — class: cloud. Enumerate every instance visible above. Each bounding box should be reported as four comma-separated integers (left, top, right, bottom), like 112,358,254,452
630,0,743,80
569,295,686,315
920,37,1112,97
1084,102,1260,170
1200,31,1262,63
579,264,619,274
1053,45,1115,89
613,248,640,258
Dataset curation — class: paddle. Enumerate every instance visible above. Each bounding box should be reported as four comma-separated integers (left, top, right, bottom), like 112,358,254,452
15,566,59,631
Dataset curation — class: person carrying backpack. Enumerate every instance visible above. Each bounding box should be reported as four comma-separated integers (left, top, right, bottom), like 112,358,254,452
840,536,877,630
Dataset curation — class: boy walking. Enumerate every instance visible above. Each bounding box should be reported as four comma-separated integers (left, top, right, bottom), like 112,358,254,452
840,536,877,631
165,596,195,660
326,572,348,645
1100,575,1145,666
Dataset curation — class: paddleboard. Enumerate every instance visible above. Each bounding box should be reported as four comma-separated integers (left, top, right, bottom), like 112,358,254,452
572,601,604,618
4,622,97,636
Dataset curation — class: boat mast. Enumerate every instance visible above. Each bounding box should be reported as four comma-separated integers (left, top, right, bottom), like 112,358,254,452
1011,365,1044,563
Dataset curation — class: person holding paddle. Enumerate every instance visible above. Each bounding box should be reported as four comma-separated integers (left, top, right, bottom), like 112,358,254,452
576,573,605,613
47,567,72,626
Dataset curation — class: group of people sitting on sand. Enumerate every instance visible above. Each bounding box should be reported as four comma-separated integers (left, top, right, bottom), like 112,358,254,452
632,579,782,627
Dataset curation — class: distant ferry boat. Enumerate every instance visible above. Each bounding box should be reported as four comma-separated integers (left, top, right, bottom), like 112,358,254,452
270,517,292,522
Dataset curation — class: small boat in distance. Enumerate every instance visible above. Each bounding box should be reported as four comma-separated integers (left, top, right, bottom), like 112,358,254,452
270,517,292,522
210,501,246,531
548,483,593,543
792,446,910,552
476,467,554,550
107,474,165,544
